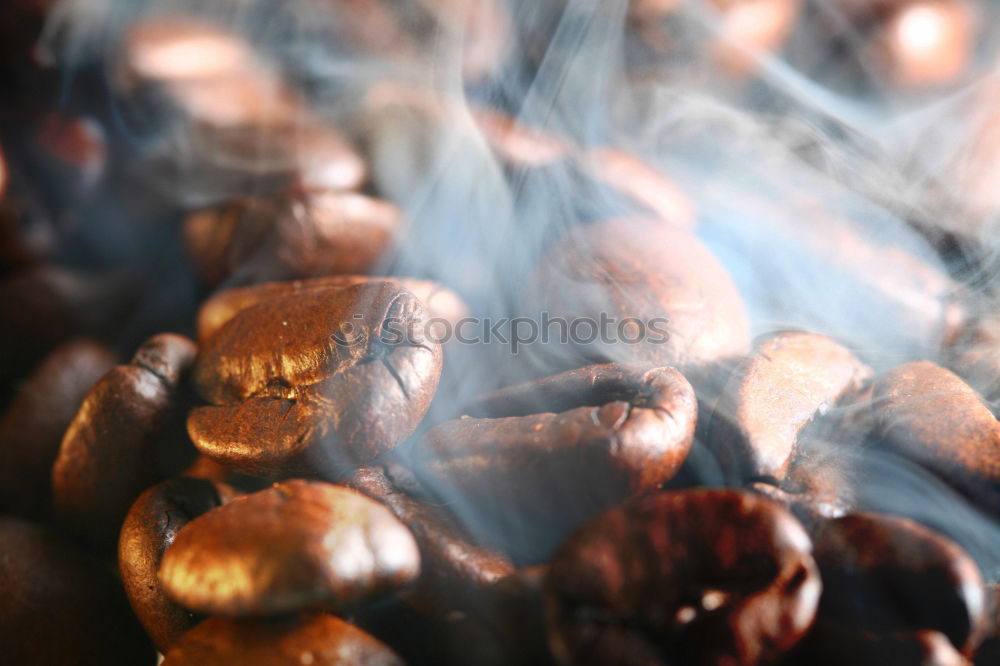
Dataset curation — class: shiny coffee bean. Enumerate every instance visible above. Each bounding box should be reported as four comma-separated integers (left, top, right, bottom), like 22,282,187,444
189,281,442,477
52,333,197,551
0,338,115,518
119,477,239,653
183,190,400,287
873,361,1000,504
0,515,156,665
416,363,697,562
812,512,987,653
161,614,403,666
195,275,468,348
527,219,749,380
159,480,420,616
546,489,821,666
348,465,514,614
709,330,872,481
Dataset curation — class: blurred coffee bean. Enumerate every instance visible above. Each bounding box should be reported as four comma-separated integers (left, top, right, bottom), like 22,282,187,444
189,281,442,477
527,218,749,381
880,1,975,89
0,338,115,518
795,623,971,666
546,489,821,666
183,189,400,287
812,512,987,653
159,480,420,616
0,265,140,397
348,465,514,614
472,107,571,169
873,361,1000,505
417,363,697,563
627,0,800,75
116,18,365,203
30,112,106,206
431,566,556,666
196,275,469,347
119,476,239,653
709,330,872,481
581,147,696,231
0,515,156,665
948,312,1000,405
52,333,197,551
161,614,403,666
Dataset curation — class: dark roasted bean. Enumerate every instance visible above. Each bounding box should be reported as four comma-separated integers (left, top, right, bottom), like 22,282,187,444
189,281,442,477
0,338,115,518
119,476,239,653
0,515,156,665
811,512,987,654
546,489,821,666
183,190,400,287
159,479,420,616
52,333,197,551
416,363,697,562
348,465,514,614
161,614,403,666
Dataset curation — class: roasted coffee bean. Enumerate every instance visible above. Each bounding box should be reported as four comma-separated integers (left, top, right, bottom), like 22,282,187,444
812,512,987,653
581,148,696,231
52,333,197,551
159,479,420,616
709,330,872,481
432,566,556,666
348,465,514,614
195,275,468,347
472,107,571,169
161,614,403,666
115,17,366,204
0,338,115,518
183,190,400,287
416,363,697,562
546,489,821,666
0,515,156,665
189,281,442,477
873,361,1000,504
119,476,239,653
527,219,749,380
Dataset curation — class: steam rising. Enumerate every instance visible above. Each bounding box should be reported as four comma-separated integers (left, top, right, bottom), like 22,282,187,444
37,0,1000,569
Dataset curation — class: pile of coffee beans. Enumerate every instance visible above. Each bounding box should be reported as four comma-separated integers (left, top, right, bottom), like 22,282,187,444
2,1,1000,664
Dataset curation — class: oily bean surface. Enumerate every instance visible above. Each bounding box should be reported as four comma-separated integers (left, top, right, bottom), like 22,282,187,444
812,511,987,653
546,489,821,666
52,332,197,551
417,363,697,562
189,281,442,476
159,479,420,616
161,614,403,666
119,476,238,653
